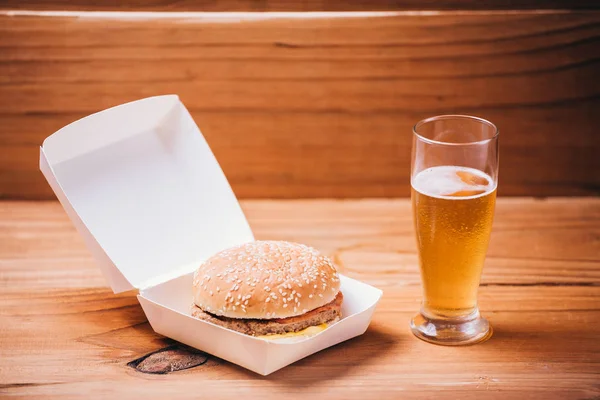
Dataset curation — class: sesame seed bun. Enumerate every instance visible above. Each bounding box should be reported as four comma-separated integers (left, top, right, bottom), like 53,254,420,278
192,241,341,320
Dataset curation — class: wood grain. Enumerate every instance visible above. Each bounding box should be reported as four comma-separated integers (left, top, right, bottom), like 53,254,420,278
0,198,599,398
128,345,209,374
1,0,598,11
1,11,600,199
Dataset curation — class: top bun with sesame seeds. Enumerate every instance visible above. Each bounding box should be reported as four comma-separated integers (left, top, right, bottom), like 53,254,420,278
191,241,343,337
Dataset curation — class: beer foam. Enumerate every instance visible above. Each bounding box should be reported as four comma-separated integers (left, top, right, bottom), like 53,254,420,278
412,166,496,199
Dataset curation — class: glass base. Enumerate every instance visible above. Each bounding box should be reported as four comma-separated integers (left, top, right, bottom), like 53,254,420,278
410,308,492,346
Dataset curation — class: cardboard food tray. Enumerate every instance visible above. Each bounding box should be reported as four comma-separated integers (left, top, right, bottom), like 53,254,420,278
39,95,383,375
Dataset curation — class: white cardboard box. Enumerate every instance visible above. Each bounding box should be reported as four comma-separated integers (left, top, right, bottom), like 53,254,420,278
39,95,383,375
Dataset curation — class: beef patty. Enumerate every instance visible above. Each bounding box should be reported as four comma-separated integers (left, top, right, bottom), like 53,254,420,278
191,291,343,336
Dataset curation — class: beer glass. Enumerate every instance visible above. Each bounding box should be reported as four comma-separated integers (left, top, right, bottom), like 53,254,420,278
410,115,498,345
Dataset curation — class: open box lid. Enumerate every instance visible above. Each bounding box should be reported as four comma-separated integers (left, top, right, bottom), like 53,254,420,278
39,95,254,293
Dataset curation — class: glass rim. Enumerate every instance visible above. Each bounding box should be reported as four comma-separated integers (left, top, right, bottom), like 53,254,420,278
413,115,499,146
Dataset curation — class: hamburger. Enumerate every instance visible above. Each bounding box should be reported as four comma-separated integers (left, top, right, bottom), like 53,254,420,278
191,240,343,340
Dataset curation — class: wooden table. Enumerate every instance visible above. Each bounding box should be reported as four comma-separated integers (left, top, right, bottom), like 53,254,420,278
1,198,599,399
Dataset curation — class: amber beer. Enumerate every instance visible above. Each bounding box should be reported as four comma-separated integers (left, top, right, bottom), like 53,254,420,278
412,165,496,317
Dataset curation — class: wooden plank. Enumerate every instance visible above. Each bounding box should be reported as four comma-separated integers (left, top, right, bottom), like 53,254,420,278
1,199,599,288
0,0,598,11
0,198,599,399
1,12,599,199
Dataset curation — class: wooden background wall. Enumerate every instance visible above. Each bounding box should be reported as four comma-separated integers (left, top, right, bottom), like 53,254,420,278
1,3,599,199
2,1,599,11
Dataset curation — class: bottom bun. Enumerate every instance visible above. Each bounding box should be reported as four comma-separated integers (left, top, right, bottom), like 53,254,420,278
257,319,339,342
191,291,343,337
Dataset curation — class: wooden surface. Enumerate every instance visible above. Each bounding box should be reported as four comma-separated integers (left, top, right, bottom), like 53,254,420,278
1,11,600,199
0,198,599,399
1,0,599,11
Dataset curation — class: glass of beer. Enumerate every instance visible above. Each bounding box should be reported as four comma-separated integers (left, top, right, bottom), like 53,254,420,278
410,115,498,346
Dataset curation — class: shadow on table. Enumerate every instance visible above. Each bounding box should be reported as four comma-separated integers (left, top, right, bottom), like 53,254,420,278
472,315,592,366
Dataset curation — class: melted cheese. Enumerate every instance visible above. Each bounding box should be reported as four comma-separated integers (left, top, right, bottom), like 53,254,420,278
257,323,328,341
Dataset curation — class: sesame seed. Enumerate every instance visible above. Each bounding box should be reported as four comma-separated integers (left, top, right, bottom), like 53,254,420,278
266,297,271,303
235,302,240,306
283,304,288,308
209,291,213,296
318,294,323,298
297,293,302,298
314,285,317,289
309,294,313,298
283,298,287,303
